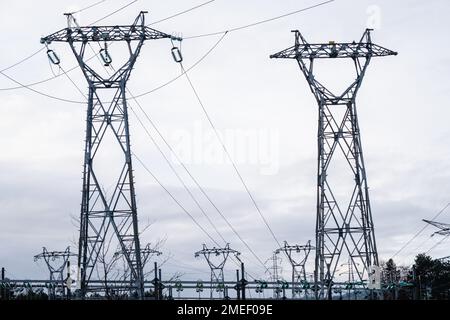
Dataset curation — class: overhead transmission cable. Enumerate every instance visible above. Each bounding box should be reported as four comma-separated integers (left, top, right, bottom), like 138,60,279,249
60,22,266,278
122,45,270,275
89,0,139,25
0,0,139,98
54,55,244,278
0,0,335,99
70,0,107,15
129,31,274,275
0,27,226,103
147,0,216,26
391,202,450,259
426,234,450,255
184,0,335,39
128,87,271,275
0,0,109,73
178,61,283,250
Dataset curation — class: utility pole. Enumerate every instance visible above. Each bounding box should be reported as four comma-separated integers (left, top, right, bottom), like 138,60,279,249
275,240,314,299
271,29,397,299
40,12,180,299
195,244,240,299
34,247,76,299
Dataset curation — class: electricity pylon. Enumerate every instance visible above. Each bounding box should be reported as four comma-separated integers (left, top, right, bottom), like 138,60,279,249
275,240,314,298
195,244,240,299
34,247,76,299
266,252,283,299
40,12,180,299
271,29,397,299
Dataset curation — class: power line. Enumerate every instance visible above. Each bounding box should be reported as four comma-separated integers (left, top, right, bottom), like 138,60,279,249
132,32,227,99
70,0,107,15
89,0,139,26
122,34,269,276
185,0,335,39
0,1,332,100
133,153,222,247
426,234,450,255
128,82,271,276
0,69,84,104
391,202,450,259
148,0,216,26
0,0,113,73
56,20,260,278
128,101,228,245
0,6,225,100
179,62,283,251
0,48,45,73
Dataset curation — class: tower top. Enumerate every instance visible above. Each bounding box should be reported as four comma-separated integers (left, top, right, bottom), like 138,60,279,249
270,29,397,60
41,11,181,44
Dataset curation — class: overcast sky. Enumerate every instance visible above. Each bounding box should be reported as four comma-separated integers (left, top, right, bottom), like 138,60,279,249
0,0,449,285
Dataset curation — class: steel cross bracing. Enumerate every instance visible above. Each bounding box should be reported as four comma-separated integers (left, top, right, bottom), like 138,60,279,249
275,240,314,298
41,12,180,299
195,244,241,299
271,29,397,299
423,219,450,236
33,247,76,298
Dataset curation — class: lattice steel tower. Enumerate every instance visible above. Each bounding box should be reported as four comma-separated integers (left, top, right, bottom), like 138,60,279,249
41,12,180,299
275,240,314,298
271,29,397,299
195,244,240,299
34,247,76,299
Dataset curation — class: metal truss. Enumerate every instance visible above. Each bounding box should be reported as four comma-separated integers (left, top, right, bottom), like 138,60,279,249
423,219,450,236
40,12,180,299
33,247,76,299
275,240,314,298
195,244,240,299
271,29,397,299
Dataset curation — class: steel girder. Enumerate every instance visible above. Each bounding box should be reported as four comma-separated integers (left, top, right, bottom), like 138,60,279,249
271,29,397,300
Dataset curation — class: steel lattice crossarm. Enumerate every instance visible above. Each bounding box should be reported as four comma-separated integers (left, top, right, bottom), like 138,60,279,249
423,219,450,236
40,11,182,87
40,12,181,44
275,241,315,257
33,247,77,262
270,29,397,60
195,244,241,259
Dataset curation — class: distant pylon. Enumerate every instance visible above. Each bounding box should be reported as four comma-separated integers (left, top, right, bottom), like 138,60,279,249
275,240,314,299
271,29,397,299
34,247,76,299
195,244,240,299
